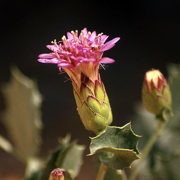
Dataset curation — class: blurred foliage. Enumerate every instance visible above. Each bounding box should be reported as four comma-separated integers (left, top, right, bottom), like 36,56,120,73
0,67,85,180
89,123,140,170
168,63,180,130
104,168,124,180
0,66,42,160
36,135,85,180
0,135,13,153
132,63,180,180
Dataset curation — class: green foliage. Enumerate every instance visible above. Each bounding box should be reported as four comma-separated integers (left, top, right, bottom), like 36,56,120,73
89,123,140,169
104,168,124,180
168,63,180,130
132,63,180,180
38,135,85,180
26,171,41,180
1,67,42,160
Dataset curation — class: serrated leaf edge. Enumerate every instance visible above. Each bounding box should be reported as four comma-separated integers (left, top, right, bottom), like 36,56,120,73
89,122,141,156
89,122,142,140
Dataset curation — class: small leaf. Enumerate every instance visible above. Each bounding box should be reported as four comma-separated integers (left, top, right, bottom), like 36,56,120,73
38,135,85,180
56,141,85,178
2,66,42,159
89,123,140,169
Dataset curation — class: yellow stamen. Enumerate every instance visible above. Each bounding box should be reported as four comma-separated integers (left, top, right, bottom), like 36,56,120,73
62,36,66,40
98,33,103,36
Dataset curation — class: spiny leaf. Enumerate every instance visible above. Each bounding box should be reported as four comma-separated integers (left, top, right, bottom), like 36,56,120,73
89,123,140,169
1,66,42,159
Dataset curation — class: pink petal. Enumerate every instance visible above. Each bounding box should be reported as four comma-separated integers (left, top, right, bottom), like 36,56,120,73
101,37,120,51
46,45,59,52
99,57,115,64
38,53,55,59
74,56,96,62
100,35,109,44
82,28,88,35
60,50,71,55
67,32,73,40
89,31,97,41
38,58,59,64
58,62,73,68
82,58,96,62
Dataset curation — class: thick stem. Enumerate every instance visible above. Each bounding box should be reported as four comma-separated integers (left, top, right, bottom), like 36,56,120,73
96,163,108,180
129,119,166,180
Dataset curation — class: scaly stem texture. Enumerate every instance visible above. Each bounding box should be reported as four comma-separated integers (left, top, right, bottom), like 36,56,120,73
96,163,108,180
129,119,166,180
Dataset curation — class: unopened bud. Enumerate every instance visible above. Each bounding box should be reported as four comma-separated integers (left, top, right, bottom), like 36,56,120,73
49,168,64,180
142,69,172,116
73,76,112,134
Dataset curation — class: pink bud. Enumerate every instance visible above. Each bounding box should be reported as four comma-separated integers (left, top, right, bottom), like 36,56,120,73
49,168,64,180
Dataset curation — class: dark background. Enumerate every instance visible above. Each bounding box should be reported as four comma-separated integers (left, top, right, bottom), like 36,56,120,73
0,0,180,179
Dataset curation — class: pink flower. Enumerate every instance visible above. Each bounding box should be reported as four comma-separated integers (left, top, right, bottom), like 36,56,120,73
38,28,120,89
38,28,120,69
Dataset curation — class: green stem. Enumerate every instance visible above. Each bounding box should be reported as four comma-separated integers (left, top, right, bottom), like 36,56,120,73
129,119,166,180
96,163,108,180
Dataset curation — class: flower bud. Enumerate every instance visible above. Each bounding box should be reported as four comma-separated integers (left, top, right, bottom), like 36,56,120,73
73,75,112,134
142,69,172,116
49,168,64,180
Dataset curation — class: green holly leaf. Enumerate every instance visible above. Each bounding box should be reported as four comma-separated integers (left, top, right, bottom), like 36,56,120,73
38,135,85,180
89,123,140,169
